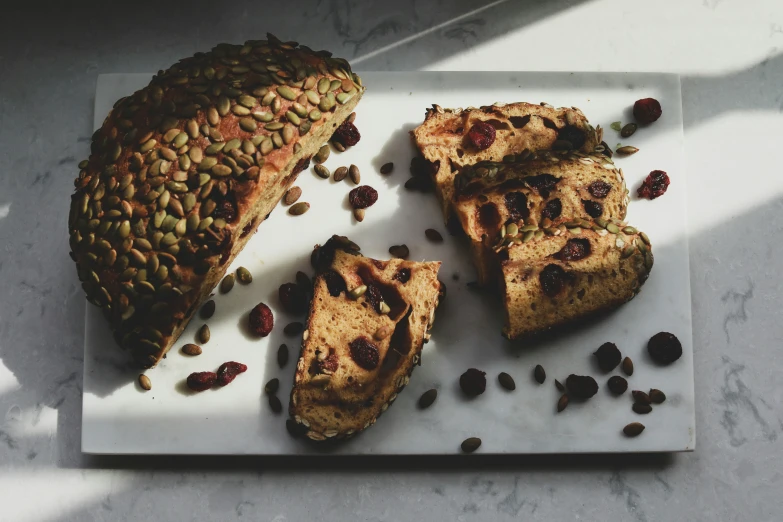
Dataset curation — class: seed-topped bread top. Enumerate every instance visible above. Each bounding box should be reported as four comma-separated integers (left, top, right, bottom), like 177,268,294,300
289,236,442,441
68,35,365,367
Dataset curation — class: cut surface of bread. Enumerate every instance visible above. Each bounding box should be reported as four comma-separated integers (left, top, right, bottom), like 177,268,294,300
412,102,600,221
68,35,364,367
499,221,653,339
289,237,442,441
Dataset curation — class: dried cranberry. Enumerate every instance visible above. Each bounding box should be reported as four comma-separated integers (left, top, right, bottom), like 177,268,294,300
364,283,383,313
322,270,346,296
633,98,662,124
349,337,380,370
555,239,591,262
637,170,670,200
593,342,621,372
459,368,486,397
525,174,559,198
539,264,570,297
278,283,309,315
504,192,529,222
541,198,562,220
647,332,682,365
566,374,598,399
393,267,411,284
332,120,361,146
558,125,587,149
466,121,496,150
588,180,612,199
248,302,274,337
186,371,217,392
216,361,248,386
348,185,378,209
582,200,603,218
212,199,237,222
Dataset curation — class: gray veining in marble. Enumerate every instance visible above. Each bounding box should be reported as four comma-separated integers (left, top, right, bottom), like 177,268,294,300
1,0,783,520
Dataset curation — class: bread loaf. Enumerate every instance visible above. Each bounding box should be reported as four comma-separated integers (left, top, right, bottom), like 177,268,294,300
289,236,442,441
68,35,365,368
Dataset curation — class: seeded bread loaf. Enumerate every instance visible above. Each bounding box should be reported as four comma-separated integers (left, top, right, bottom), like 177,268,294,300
453,149,629,284
289,237,442,441
68,35,365,368
499,221,653,339
412,102,600,221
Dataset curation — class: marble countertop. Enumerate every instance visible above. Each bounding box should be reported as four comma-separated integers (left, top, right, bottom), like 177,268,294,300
1,0,782,520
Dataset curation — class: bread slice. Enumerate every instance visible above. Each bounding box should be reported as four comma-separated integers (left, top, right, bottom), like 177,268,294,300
68,35,365,367
411,102,600,221
289,237,442,441
498,221,653,339
452,149,629,284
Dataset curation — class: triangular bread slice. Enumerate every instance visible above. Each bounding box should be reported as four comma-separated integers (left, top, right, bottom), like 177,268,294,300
498,220,653,339
412,102,601,221
289,237,442,441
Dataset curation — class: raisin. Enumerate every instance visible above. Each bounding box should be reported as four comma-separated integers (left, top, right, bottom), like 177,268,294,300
582,200,603,218
525,174,559,198
319,349,339,373
364,283,383,313
558,125,587,149
466,121,496,150
541,198,562,220
566,374,599,399
539,264,570,297
248,302,274,337
291,156,311,175
348,185,378,209
504,192,529,222
607,376,628,395
393,267,411,284
186,371,217,392
410,156,438,178
647,332,682,365
459,368,487,397
322,270,346,296
637,170,670,200
588,180,612,199
332,120,361,146
593,342,621,372
216,361,248,386
349,337,380,370
633,97,662,124
555,238,591,262
478,203,501,229
212,198,237,222
278,283,309,315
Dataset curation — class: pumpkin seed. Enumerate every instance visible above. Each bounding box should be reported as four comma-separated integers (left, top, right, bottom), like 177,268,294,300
239,118,257,132
620,123,638,138
220,274,235,294
282,124,295,144
314,164,330,179
610,121,622,131
277,85,296,101
606,223,620,234
182,343,202,356
138,374,151,391
555,379,565,392
284,322,303,335
461,437,481,453
425,229,443,243
277,343,289,368
616,145,639,155
197,324,210,344
268,394,283,413
379,162,394,175
353,208,365,222
308,109,322,122
288,202,310,216
498,372,516,391
557,393,569,412
200,300,215,319
649,389,666,404
388,244,409,259
333,166,348,182
632,390,651,405
333,140,345,152
633,403,652,414
622,356,634,376
418,389,438,409
283,186,302,205
534,364,546,384
264,378,280,395
348,164,360,184
314,145,330,164
623,422,645,437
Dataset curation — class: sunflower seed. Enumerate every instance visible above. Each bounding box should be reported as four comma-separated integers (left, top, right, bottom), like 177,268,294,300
265,378,280,395
498,372,516,391
534,364,546,384
461,437,481,453
649,389,666,404
314,164,330,179
622,356,634,376
333,166,348,182
348,164,360,184
197,324,210,344
557,394,569,412
138,374,151,391
220,274,235,294
314,145,330,164
388,244,409,259
425,229,443,243
236,267,252,285
182,343,202,356
289,202,310,216
620,123,638,138
268,394,283,413
353,208,365,222
633,403,652,414
623,422,645,437
418,388,438,409
380,162,394,175
284,322,303,335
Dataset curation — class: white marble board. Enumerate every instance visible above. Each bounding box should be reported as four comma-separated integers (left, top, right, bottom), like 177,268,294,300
82,72,693,455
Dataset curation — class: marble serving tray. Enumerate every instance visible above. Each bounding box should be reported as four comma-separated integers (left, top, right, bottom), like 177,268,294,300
82,72,694,455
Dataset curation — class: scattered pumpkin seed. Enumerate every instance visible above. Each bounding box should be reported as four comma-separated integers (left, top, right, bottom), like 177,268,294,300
633,403,652,414
555,379,565,392
418,388,438,409
620,123,638,138
265,378,280,395
623,422,645,437
616,145,639,155
348,164,360,184
314,145,330,164
649,389,666,404
353,208,365,222
236,267,252,285
388,244,409,259
380,162,394,175
333,166,348,182
498,372,516,391
314,164,330,179
333,141,346,152
268,394,283,413
288,202,310,216
182,343,202,356
534,364,546,384
278,344,289,368
283,186,302,205
220,274,235,294
138,374,151,391
610,121,622,131
622,356,634,376
557,394,569,412
425,229,443,243
461,437,482,453
197,324,210,344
